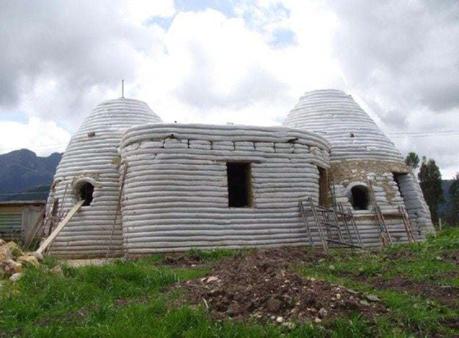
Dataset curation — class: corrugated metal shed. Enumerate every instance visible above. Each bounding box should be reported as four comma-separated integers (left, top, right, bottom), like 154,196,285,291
0,201,45,242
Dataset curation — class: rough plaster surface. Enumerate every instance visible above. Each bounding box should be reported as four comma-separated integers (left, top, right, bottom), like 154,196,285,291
120,123,330,255
284,89,404,163
45,98,161,258
45,89,434,258
284,89,434,240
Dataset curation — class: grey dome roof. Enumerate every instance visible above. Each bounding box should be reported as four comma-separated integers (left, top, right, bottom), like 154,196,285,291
283,89,403,163
77,97,162,133
48,97,162,257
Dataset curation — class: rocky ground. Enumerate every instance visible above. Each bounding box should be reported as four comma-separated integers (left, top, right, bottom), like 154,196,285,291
0,239,43,282
173,248,387,326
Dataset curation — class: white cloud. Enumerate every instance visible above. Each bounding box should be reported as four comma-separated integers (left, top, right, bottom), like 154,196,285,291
0,117,70,156
0,0,457,178
135,4,343,125
123,0,175,23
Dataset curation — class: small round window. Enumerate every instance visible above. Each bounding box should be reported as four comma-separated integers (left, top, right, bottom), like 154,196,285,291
77,182,94,206
350,185,370,210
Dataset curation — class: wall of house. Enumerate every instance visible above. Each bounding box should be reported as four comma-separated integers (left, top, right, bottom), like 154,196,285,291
0,205,23,241
119,124,330,255
328,160,435,245
46,98,161,258
0,203,44,242
284,89,435,243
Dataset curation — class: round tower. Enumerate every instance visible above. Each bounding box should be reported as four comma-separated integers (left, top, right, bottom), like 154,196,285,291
46,98,162,258
284,89,434,245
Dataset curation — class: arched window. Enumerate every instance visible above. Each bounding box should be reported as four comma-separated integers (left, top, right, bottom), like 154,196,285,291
350,185,370,210
77,181,94,206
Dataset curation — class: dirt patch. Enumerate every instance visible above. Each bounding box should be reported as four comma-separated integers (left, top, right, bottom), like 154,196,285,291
372,276,459,307
162,253,206,267
441,250,459,265
177,248,386,324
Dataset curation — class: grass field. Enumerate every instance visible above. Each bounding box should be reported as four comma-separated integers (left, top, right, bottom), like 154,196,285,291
0,228,458,337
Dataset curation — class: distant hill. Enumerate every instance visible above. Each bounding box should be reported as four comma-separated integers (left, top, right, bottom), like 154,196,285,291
0,149,62,201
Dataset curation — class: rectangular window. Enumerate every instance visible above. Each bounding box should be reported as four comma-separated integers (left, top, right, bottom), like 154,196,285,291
318,167,329,207
227,162,252,207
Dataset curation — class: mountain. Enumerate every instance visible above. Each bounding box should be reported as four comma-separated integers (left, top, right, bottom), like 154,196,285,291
0,149,62,201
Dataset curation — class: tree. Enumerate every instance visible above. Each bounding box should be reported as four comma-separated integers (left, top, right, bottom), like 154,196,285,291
448,173,459,226
405,152,420,169
418,158,444,224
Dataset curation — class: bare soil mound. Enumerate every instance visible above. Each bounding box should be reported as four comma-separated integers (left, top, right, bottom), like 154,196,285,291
178,248,386,324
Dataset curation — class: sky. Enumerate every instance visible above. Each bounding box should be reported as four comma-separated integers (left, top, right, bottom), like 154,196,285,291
0,0,458,177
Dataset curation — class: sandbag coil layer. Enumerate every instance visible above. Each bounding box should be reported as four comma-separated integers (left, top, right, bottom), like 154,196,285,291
120,123,330,255
283,89,404,163
47,98,162,258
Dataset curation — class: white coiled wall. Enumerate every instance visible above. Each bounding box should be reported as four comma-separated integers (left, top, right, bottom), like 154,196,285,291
47,98,162,258
284,89,434,240
284,89,403,163
119,124,330,255
396,172,434,235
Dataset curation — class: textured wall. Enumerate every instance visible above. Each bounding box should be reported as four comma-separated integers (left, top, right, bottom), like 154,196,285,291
0,206,22,241
284,89,434,242
46,98,162,258
284,89,403,163
395,172,434,235
120,124,330,255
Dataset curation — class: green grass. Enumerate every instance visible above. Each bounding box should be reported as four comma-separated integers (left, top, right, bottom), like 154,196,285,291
181,247,243,262
1,229,458,337
309,228,459,284
299,228,459,337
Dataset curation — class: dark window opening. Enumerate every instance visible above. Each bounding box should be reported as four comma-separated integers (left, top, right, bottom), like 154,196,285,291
350,185,369,210
227,162,252,207
318,167,329,207
78,182,94,206
393,172,407,197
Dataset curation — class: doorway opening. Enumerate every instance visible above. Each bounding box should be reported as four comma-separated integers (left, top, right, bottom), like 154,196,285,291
318,167,329,207
350,185,370,210
227,162,252,207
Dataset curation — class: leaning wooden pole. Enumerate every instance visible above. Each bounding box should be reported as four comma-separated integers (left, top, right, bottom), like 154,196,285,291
36,200,85,255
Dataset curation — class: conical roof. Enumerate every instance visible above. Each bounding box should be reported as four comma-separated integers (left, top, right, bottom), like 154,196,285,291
284,89,402,163
77,97,162,133
55,97,162,178
48,97,162,257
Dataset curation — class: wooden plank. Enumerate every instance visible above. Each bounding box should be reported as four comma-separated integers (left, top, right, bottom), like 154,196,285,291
36,200,85,255
24,207,46,249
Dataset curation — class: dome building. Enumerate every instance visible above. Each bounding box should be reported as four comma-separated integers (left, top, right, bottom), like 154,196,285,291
45,98,161,258
284,89,434,245
43,89,434,258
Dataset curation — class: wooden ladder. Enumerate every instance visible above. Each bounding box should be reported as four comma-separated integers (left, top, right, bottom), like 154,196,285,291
299,198,362,252
367,180,392,247
337,202,362,247
398,205,416,243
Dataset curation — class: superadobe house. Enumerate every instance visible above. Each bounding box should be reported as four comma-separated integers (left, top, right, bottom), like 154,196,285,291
44,90,433,258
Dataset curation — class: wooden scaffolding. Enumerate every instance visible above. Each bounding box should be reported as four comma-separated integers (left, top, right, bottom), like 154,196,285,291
299,197,362,253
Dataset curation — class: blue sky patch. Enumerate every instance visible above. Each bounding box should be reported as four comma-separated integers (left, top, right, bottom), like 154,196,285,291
1,111,28,124
174,0,238,16
270,28,296,48
146,16,175,30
